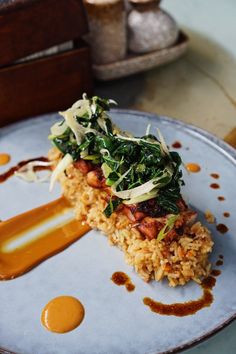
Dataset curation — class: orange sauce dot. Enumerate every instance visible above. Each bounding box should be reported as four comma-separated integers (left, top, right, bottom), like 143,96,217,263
0,153,11,166
185,163,201,173
41,296,85,333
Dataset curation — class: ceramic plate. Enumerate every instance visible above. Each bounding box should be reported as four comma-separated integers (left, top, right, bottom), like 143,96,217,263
0,110,236,354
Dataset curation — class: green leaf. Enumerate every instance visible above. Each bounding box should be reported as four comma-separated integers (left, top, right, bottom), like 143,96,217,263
103,198,122,218
157,214,179,241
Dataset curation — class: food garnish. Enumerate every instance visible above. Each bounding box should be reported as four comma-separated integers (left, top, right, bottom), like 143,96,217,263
49,94,184,223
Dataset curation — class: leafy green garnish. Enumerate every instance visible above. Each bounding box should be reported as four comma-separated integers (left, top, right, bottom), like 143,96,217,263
49,95,184,217
157,214,179,241
104,198,122,218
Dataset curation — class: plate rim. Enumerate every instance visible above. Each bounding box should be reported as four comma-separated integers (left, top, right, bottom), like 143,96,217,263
0,109,236,354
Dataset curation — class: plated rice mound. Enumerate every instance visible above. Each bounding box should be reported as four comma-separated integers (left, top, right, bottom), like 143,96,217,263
48,95,214,287
49,148,213,287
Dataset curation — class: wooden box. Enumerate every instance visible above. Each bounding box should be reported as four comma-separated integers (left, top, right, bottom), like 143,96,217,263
0,0,93,126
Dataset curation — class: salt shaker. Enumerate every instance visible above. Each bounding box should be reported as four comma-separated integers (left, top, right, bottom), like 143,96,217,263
84,0,127,65
127,0,178,54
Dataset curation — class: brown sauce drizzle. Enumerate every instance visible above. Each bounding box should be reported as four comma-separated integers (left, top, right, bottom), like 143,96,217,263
143,273,218,317
216,223,228,234
201,276,216,289
0,156,49,183
185,163,201,173
143,290,213,317
223,212,230,218
210,173,219,179
0,153,11,166
172,141,182,149
219,254,224,259
41,296,85,333
111,271,135,292
216,260,223,266
210,183,220,189
211,269,221,277
218,196,225,201
0,197,91,280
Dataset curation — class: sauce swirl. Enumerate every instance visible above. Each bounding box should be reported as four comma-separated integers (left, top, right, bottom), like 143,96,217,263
111,272,135,292
143,290,213,317
41,296,85,333
0,156,49,183
143,273,217,317
223,212,230,218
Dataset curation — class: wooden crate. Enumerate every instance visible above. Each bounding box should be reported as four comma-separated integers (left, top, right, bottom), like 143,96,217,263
0,0,93,126
0,0,88,67
0,43,93,126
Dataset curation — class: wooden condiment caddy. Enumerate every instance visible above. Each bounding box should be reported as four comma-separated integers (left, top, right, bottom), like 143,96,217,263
0,0,93,126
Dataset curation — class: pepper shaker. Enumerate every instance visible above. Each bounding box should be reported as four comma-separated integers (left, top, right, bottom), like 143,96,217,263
84,0,127,65
127,0,178,54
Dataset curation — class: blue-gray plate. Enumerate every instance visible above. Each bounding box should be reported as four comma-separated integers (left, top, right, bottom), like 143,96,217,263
0,110,236,354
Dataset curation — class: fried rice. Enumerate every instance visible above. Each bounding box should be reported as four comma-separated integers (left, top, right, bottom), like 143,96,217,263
49,148,213,287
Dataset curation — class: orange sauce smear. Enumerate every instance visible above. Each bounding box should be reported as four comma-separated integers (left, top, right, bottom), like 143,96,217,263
41,296,85,333
0,153,11,166
185,163,201,173
0,197,90,280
